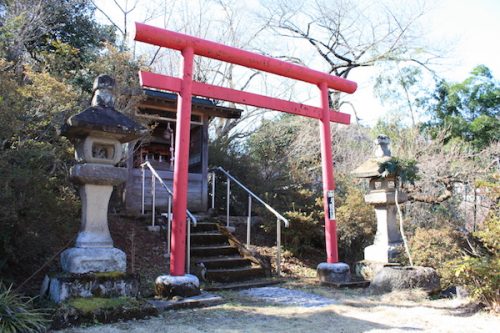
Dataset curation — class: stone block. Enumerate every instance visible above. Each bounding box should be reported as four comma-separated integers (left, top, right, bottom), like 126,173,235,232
44,272,139,303
61,247,126,274
364,191,408,205
354,261,400,281
70,164,127,186
147,225,161,232
369,266,441,294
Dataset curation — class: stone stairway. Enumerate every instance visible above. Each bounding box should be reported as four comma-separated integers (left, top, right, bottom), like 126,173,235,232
190,220,271,286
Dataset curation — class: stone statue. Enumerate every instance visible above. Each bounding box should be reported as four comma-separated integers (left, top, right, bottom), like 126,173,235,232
91,74,116,108
374,135,391,158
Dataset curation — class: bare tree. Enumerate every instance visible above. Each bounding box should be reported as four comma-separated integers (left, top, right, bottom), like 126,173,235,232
275,116,372,183
262,0,440,108
0,0,58,69
406,134,498,205
202,0,282,141
143,0,286,142
91,0,161,51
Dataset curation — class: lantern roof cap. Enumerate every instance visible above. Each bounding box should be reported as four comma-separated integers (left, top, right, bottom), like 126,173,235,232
61,105,147,142
61,75,147,142
352,135,394,178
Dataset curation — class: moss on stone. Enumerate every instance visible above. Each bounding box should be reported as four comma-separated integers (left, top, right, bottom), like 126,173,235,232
48,271,134,283
94,271,126,279
52,297,157,329
68,297,138,314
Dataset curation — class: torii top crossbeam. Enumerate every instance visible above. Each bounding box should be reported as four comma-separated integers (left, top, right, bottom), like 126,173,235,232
134,22,357,277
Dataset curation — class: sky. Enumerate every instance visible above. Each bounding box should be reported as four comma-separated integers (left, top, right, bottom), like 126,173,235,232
94,0,500,127
426,0,500,81
348,0,500,125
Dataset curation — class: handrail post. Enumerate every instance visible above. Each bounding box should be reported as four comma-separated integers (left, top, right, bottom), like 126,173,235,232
211,172,216,210
167,196,172,255
141,161,196,244
226,178,231,228
247,195,252,248
277,218,281,277
151,173,156,227
141,166,145,215
186,217,191,274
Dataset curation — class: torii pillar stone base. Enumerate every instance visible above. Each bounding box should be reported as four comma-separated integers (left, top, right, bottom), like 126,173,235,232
317,262,351,284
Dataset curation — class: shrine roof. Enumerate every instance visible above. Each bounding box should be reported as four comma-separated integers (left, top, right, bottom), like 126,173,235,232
141,89,242,119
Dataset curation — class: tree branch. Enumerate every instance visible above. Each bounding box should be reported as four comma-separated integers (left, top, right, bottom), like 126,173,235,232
91,0,125,35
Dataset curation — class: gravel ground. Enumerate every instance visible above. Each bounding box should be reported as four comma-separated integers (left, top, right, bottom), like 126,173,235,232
55,282,499,333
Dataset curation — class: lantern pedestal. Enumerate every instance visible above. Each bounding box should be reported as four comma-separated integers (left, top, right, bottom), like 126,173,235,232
363,190,407,263
60,164,128,274
60,248,126,275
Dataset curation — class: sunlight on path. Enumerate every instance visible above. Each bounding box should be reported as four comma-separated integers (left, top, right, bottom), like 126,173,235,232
240,287,337,307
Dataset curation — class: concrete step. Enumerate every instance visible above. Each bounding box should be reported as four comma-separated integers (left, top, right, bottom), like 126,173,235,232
203,278,283,291
191,245,240,257
205,267,266,283
192,222,219,232
190,232,228,246
195,256,253,269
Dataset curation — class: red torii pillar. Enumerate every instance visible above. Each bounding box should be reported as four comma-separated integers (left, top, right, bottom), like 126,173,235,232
134,23,357,280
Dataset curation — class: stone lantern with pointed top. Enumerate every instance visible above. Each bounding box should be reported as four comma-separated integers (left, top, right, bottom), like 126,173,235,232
59,75,147,274
352,135,407,264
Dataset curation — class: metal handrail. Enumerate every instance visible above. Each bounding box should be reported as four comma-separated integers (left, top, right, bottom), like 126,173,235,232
210,166,289,276
140,161,197,273
141,161,197,226
212,167,289,227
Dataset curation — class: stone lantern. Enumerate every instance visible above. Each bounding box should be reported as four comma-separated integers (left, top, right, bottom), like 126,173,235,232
352,135,407,264
59,75,146,273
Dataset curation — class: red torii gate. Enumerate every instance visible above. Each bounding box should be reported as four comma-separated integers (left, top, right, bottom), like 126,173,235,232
134,23,357,277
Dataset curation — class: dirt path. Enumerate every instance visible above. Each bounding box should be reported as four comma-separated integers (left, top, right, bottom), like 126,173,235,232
55,281,498,333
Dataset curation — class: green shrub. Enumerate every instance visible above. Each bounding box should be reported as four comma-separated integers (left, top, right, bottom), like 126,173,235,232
262,188,324,255
444,254,499,310
442,177,499,311
442,216,499,312
336,187,376,263
275,186,376,262
0,283,48,333
410,227,463,271
0,141,79,281
281,210,324,256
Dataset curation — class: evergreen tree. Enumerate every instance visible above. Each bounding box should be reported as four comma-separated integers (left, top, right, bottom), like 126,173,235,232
423,65,500,149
